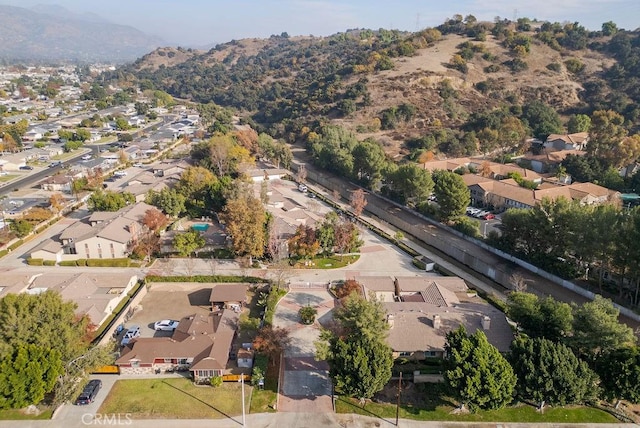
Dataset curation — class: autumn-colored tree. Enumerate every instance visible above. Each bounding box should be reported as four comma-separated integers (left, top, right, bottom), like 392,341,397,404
143,208,168,233
86,167,104,189
335,279,362,299
349,189,367,217
131,233,160,261
253,325,291,365
233,128,259,154
22,207,53,223
479,161,493,178
334,220,362,256
288,225,320,259
219,194,266,262
49,193,65,213
296,165,307,184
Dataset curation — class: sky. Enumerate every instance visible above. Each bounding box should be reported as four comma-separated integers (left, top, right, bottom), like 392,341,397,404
2,0,639,47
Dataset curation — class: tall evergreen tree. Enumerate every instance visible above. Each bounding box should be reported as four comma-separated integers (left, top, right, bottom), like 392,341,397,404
443,326,516,411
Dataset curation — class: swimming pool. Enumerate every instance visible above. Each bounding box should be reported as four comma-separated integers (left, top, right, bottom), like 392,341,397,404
192,223,210,232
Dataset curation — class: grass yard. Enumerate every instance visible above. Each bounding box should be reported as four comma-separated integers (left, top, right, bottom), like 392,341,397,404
336,398,618,423
99,378,249,419
0,408,52,420
294,255,359,269
249,359,279,414
0,174,18,182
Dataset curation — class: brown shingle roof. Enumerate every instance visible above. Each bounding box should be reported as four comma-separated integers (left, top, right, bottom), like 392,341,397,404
209,284,247,304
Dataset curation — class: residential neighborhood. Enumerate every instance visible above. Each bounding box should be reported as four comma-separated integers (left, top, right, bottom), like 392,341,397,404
2,12,640,427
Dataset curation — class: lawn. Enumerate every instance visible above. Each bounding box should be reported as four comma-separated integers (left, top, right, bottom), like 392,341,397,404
0,408,52,420
0,174,18,182
336,397,618,423
249,358,279,414
293,255,359,269
99,378,249,419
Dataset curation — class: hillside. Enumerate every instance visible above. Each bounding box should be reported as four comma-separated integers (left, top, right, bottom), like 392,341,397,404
106,19,640,160
0,5,164,63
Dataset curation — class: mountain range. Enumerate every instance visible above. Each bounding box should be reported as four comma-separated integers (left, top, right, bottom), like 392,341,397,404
0,4,164,63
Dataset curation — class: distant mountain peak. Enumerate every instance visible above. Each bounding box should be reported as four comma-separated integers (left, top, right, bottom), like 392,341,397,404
0,4,163,63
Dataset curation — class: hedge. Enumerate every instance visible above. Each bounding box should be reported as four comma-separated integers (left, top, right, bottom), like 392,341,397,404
43,260,56,266
0,249,8,258
263,286,287,326
8,240,24,251
145,275,265,284
412,257,426,270
27,258,44,266
87,258,130,267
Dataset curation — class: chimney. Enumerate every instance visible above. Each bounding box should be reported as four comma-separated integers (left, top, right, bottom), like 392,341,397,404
432,315,441,329
387,314,395,329
482,316,491,330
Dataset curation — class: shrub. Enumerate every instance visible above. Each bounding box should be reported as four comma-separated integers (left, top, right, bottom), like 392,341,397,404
86,258,130,267
210,376,223,387
27,258,44,266
564,58,585,74
546,62,562,72
298,306,317,324
43,260,56,266
251,354,268,387
452,216,481,238
145,275,264,283
412,257,427,270
59,260,76,267
8,240,24,251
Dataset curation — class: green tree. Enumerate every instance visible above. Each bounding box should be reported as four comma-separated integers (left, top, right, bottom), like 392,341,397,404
385,163,434,206
87,190,135,212
146,188,186,217
316,294,393,401
0,343,63,409
567,114,591,133
587,110,628,165
219,194,266,261
443,326,516,412
351,140,387,187
173,230,205,257
597,346,640,405
0,291,91,364
571,295,636,359
521,100,562,140
509,337,597,407
506,292,573,341
114,116,130,131
601,21,618,36
9,219,33,238
433,170,471,221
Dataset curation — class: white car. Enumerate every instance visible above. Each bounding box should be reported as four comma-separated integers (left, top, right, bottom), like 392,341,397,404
132,163,144,167
81,154,92,161
154,320,179,331
120,325,140,346
113,171,127,177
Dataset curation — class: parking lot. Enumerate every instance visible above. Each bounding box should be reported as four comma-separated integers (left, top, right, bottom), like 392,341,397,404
122,282,213,339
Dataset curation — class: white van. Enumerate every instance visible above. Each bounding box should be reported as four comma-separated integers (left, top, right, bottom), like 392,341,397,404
298,184,308,192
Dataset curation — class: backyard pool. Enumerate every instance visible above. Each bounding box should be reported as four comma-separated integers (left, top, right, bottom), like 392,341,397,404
192,223,210,232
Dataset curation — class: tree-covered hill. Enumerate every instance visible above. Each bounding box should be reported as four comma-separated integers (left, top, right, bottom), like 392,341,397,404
103,17,640,160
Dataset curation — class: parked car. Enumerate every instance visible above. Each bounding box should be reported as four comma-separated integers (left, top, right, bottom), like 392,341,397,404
474,210,489,218
120,325,140,346
481,213,495,220
132,163,144,167
154,319,179,331
81,154,92,161
75,379,102,405
48,161,62,168
298,184,308,192
19,165,34,170
113,171,127,177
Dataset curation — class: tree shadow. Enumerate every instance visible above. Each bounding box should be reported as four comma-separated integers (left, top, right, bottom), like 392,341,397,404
160,380,242,425
336,397,394,425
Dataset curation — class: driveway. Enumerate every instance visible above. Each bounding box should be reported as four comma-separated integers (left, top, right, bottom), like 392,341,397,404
273,289,336,413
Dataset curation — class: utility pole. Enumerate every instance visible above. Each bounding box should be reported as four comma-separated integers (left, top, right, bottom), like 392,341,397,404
395,372,402,426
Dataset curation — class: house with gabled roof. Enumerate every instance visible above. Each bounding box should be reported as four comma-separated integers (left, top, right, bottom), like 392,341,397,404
116,310,238,380
544,132,589,151
355,275,513,359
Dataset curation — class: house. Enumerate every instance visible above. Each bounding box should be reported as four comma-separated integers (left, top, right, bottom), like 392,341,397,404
523,149,586,174
116,310,238,380
384,301,513,359
544,132,589,151
33,201,155,261
246,168,288,182
25,272,138,327
0,152,27,171
39,174,73,192
355,275,512,359
209,283,247,312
